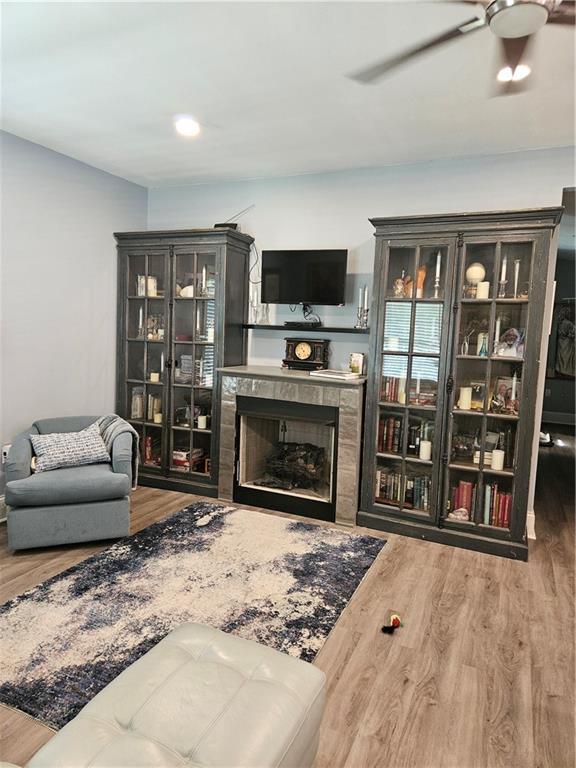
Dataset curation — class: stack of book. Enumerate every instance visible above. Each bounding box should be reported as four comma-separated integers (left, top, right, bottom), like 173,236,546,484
375,467,403,505
483,483,512,527
378,416,402,453
381,376,402,403
448,479,477,522
404,475,431,512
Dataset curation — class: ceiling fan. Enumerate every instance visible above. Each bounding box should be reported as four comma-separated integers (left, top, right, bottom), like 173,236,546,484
350,0,575,94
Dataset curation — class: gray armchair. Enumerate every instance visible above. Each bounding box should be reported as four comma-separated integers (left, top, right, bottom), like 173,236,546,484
5,416,132,551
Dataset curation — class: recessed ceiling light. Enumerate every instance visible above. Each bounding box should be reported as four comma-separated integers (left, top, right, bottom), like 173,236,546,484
174,115,200,137
497,66,514,82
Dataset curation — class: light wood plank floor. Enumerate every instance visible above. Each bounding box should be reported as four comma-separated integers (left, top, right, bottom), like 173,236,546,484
1,426,574,767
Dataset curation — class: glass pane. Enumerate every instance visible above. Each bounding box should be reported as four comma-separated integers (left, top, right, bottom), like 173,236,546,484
414,303,442,353
383,303,411,352
145,299,165,343
191,432,211,474
143,425,163,469
128,383,145,422
146,346,165,384
418,246,449,300
375,457,403,507
195,300,216,342
127,341,145,381
171,429,191,473
147,255,166,298
128,254,146,297
175,252,195,298
194,345,215,388
407,414,434,461
451,414,482,469
174,300,195,342
462,243,496,300
459,304,490,357
387,247,416,298
493,305,527,359
499,242,533,299
380,355,408,404
197,253,217,298
173,388,193,428
377,408,404,455
174,344,194,385
445,468,478,523
481,476,513,529
194,388,213,429
409,357,438,406
145,383,163,425
489,361,522,417
404,466,433,513
454,359,488,413
127,299,145,339
485,418,516,471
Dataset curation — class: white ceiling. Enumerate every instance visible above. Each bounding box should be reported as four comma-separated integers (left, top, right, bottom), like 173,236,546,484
1,2,574,187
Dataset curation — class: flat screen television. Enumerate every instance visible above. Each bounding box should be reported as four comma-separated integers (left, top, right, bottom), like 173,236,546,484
261,249,347,305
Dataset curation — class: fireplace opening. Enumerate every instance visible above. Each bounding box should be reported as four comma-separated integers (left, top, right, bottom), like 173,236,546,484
233,396,338,522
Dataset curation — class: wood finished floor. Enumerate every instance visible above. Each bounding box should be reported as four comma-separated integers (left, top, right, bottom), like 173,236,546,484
1,426,574,767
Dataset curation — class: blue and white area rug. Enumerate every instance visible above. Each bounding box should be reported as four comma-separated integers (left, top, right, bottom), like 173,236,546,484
0,502,385,730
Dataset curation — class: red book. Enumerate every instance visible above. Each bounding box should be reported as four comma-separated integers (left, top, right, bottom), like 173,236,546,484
459,480,473,517
491,483,499,525
378,417,384,452
502,494,511,528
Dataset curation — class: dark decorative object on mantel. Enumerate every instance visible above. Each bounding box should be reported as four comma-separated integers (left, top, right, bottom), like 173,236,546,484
282,338,330,370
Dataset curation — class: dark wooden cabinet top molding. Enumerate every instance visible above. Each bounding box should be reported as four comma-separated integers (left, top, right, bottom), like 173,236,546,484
370,207,564,237
114,228,254,247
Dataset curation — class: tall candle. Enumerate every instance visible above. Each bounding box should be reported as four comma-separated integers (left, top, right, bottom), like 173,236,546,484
138,307,143,330
500,255,507,283
416,375,421,398
358,287,363,311
494,316,501,352
160,352,164,372
202,265,207,291
363,285,369,310
513,259,520,298
511,372,517,402
435,251,441,280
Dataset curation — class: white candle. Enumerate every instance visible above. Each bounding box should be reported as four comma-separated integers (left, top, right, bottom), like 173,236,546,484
198,415,208,430
491,449,505,472
416,375,421,397
138,307,143,330
363,285,369,310
358,287,363,311
419,440,432,461
202,265,207,291
459,387,472,411
398,377,406,404
511,372,517,402
500,255,507,283
160,352,164,372
494,316,501,352
435,251,441,280
149,372,160,383
513,259,520,298
476,281,490,299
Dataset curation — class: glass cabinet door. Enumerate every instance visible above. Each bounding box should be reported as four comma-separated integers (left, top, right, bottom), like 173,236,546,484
124,249,169,473
170,248,217,479
442,236,534,534
373,240,454,521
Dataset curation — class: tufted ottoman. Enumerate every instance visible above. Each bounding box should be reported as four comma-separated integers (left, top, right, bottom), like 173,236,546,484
26,623,326,768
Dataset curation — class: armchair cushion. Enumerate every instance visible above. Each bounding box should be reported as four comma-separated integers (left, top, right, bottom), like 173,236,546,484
111,432,134,487
30,422,110,473
5,464,130,508
4,428,38,483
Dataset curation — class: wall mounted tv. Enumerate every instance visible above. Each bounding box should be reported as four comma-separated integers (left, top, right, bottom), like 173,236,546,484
261,249,348,306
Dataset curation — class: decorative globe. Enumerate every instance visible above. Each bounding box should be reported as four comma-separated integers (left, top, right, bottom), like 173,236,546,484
465,262,486,285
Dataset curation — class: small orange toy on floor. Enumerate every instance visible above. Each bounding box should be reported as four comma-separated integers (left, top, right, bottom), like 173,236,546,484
381,611,402,634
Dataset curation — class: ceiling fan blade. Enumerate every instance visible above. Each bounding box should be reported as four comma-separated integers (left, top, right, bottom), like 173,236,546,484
349,16,486,84
493,35,533,96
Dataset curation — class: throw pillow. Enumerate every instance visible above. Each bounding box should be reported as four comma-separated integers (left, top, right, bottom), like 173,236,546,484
31,422,110,473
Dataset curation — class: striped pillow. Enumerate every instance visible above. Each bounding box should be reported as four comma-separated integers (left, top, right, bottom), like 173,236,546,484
31,422,110,473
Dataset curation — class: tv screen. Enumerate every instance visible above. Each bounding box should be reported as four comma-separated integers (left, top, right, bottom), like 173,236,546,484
261,249,347,305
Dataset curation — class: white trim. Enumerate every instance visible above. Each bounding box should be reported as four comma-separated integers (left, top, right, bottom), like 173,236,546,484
526,510,536,540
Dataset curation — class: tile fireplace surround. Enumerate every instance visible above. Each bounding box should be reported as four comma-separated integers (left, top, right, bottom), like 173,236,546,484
218,366,366,526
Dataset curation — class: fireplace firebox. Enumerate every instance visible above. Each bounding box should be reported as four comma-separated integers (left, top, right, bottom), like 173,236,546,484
233,396,338,522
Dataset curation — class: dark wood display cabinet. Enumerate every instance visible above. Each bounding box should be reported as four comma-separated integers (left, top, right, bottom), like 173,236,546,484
359,208,563,559
115,228,253,495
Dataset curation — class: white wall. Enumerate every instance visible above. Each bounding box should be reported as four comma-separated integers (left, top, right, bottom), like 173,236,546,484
148,146,573,370
0,132,148,489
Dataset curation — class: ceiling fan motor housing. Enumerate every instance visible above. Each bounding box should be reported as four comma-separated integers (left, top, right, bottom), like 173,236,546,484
486,0,552,38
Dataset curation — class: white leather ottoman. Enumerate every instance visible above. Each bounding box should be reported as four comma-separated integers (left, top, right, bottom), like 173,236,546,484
26,623,326,768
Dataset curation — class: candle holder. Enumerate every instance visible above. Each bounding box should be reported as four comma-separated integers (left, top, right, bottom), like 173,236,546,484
498,279,507,298
433,275,441,299
355,307,369,330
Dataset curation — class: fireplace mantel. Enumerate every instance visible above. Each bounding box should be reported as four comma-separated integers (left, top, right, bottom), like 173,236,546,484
217,365,365,526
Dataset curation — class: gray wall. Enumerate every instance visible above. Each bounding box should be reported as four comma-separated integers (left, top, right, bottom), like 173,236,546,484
0,131,148,490
148,146,572,370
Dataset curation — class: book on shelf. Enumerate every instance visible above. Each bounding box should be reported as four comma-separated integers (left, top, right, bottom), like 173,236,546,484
484,483,512,527
380,376,405,403
375,468,431,512
378,416,403,453
447,479,477,522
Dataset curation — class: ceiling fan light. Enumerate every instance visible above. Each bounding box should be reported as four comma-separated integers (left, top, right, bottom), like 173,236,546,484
512,63,531,81
497,66,514,82
487,0,549,38
174,115,201,138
